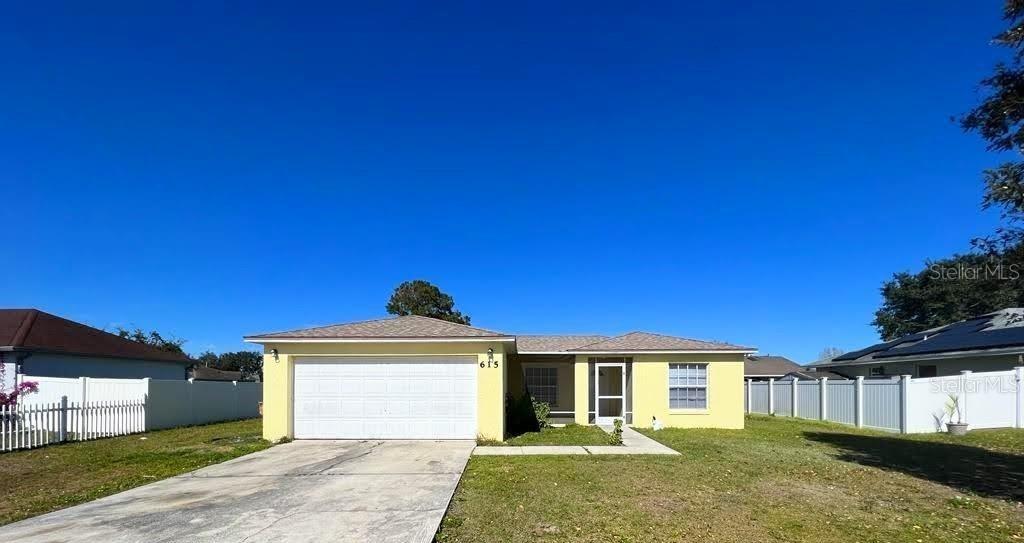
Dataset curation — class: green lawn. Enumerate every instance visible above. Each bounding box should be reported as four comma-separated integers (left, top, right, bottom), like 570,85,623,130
0,418,270,526
439,415,1024,542
493,424,618,446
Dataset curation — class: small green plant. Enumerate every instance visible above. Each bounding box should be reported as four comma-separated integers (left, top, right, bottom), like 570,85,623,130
532,400,551,428
611,418,623,445
945,394,963,425
476,436,503,446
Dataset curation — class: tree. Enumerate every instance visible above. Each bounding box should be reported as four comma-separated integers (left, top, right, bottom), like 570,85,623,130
217,351,264,381
385,280,471,325
872,253,1022,340
817,347,845,361
193,350,263,381
872,1,1024,339
961,0,1024,251
116,327,186,354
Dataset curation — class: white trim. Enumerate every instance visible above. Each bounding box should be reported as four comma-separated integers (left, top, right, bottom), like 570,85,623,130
245,337,515,344
519,349,754,355
594,361,626,425
668,362,709,410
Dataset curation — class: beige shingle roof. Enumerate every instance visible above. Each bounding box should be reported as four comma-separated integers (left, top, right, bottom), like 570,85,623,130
568,331,752,352
246,315,509,339
245,317,753,352
516,335,610,352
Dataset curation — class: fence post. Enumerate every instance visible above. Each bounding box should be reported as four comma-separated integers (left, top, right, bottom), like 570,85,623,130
899,375,911,434
960,370,972,424
855,376,864,428
820,377,828,421
142,378,152,431
232,381,239,420
745,379,752,414
1016,366,1024,429
188,378,195,426
791,378,799,418
59,396,68,442
768,378,775,415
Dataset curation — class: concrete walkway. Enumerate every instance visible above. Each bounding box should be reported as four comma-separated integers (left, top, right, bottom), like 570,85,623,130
473,426,679,456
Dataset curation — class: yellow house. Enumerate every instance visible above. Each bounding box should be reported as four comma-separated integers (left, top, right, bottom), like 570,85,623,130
245,315,754,442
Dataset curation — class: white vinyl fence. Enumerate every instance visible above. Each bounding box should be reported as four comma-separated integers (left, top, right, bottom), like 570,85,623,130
1,376,262,452
745,367,1024,434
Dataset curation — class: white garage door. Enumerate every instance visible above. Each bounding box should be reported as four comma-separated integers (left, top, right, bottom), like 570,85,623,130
293,356,478,439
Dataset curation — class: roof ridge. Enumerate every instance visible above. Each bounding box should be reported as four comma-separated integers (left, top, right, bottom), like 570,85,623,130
626,329,738,346
402,314,506,335
572,333,625,349
11,309,39,347
516,334,609,337
248,315,402,338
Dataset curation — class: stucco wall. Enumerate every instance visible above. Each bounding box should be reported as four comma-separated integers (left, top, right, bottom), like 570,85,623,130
827,354,1023,378
259,341,507,442
4,352,187,382
521,362,575,413
573,353,745,429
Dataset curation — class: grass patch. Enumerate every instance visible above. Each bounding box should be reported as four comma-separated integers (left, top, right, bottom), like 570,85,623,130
439,415,1024,542
0,418,270,526
485,424,617,446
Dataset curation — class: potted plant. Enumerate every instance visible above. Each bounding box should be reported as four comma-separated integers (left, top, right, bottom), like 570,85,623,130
945,394,969,435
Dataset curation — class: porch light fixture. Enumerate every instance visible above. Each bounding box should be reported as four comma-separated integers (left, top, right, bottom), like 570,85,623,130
487,348,494,364
270,348,279,362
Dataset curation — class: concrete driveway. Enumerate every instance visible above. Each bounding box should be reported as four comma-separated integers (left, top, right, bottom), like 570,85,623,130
0,439,475,543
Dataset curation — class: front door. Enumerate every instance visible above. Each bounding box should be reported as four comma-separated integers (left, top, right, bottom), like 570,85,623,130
595,362,625,425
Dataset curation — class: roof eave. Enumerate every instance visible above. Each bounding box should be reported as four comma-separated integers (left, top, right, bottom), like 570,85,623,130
244,336,516,344
817,346,1024,367
567,348,757,354
0,346,192,365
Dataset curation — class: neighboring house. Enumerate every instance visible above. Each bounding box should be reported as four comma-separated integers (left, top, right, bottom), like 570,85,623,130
189,366,242,381
245,315,755,441
810,308,1024,378
0,309,191,387
743,355,801,381
778,369,849,381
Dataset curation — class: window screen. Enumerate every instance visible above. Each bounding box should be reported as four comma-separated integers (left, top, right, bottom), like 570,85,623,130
525,367,558,406
669,363,707,409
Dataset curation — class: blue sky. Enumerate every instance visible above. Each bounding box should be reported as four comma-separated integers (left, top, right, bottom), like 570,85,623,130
0,2,1009,362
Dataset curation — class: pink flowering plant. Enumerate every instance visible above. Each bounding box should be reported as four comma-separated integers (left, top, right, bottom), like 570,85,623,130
0,362,39,408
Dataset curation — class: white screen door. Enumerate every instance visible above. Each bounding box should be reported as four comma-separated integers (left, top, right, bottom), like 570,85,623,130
595,362,625,425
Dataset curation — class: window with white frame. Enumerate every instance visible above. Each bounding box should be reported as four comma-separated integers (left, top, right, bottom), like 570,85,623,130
669,363,707,409
525,367,558,406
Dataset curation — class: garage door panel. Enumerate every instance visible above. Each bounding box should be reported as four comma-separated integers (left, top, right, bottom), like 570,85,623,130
293,357,478,439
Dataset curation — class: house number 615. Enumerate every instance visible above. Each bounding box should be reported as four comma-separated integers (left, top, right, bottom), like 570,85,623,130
479,360,499,368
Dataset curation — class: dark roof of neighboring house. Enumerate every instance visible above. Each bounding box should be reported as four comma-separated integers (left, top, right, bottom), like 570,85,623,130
0,309,191,364
190,366,242,381
245,315,512,340
780,369,850,380
813,308,1024,367
743,355,802,376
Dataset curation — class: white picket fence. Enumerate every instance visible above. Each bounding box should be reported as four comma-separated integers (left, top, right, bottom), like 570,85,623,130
0,399,146,452
746,367,1024,434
